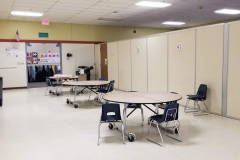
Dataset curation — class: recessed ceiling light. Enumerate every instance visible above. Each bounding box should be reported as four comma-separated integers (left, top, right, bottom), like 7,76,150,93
162,21,186,25
215,9,240,14
113,11,118,14
11,11,43,17
135,1,171,8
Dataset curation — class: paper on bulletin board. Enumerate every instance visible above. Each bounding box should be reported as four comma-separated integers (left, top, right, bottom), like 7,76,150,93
12,52,19,57
5,46,12,57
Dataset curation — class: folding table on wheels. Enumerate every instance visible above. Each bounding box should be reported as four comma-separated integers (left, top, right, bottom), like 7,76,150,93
63,81,110,108
48,75,78,95
103,92,182,142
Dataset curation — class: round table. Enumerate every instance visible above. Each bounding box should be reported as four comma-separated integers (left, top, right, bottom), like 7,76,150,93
63,81,110,108
103,91,182,142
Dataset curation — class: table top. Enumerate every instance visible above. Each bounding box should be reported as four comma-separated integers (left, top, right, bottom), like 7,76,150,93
63,80,110,86
50,75,78,79
103,92,182,104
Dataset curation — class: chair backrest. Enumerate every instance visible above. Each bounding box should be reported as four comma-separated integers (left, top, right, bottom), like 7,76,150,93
98,78,107,89
196,84,207,100
107,80,115,92
98,78,106,81
161,103,179,122
46,77,52,87
101,103,121,121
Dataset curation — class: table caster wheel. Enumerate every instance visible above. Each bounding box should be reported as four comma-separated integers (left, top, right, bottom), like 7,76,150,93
74,103,79,108
108,123,114,130
66,99,70,104
128,133,136,142
49,90,52,94
57,93,59,96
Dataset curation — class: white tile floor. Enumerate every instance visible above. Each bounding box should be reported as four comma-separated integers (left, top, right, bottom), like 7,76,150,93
0,87,240,160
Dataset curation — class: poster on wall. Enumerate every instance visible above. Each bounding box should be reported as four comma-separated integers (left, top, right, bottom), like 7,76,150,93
176,43,183,50
5,46,12,57
32,52,38,64
27,56,32,64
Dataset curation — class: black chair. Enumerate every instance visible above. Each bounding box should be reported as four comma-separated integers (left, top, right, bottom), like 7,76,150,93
147,103,182,146
98,103,125,145
45,77,62,96
184,84,209,116
159,92,178,110
88,78,107,101
126,91,144,126
96,80,115,102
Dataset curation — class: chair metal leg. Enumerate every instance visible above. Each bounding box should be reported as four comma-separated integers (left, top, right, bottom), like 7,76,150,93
88,91,92,101
146,121,164,147
45,86,49,96
97,121,101,146
184,99,199,113
165,120,182,142
193,100,209,116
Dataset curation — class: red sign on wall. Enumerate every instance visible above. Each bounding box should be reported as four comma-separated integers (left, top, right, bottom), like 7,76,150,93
42,20,49,25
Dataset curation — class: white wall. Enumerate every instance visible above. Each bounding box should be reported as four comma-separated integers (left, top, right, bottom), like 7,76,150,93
74,44,95,80
62,43,75,75
62,44,95,80
0,42,27,88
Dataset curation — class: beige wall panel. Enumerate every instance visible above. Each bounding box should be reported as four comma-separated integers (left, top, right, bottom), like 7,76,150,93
131,38,147,91
62,44,75,75
147,35,168,92
95,45,101,80
107,42,119,89
196,25,223,114
227,22,240,118
118,40,131,91
169,30,195,105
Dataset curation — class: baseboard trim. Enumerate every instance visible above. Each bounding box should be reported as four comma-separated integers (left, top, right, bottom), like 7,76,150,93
3,87,27,90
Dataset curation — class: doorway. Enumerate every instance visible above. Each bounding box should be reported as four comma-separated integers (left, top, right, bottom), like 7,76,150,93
26,43,62,88
100,44,108,80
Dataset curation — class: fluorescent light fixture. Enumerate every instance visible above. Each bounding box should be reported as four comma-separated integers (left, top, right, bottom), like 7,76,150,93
162,21,186,25
214,9,240,14
11,11,43,17
135,1,171,8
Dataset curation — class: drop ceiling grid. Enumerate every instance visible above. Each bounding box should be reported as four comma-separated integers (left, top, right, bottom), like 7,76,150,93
0,0,239,28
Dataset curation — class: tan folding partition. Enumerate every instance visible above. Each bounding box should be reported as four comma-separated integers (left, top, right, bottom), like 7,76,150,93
196,25,223,114
147,35,168,92
131,38,148,91
169,30,195,105
227,22,240,118
94,45,101,80
107,42,118,89
118,40,131,91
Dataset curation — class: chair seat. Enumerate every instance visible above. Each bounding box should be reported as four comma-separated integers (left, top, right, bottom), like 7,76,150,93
187,95,205,101
51,83,61,87
149,115,164,123
127,104,141,108
97,89,108,93
101,115,120,122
